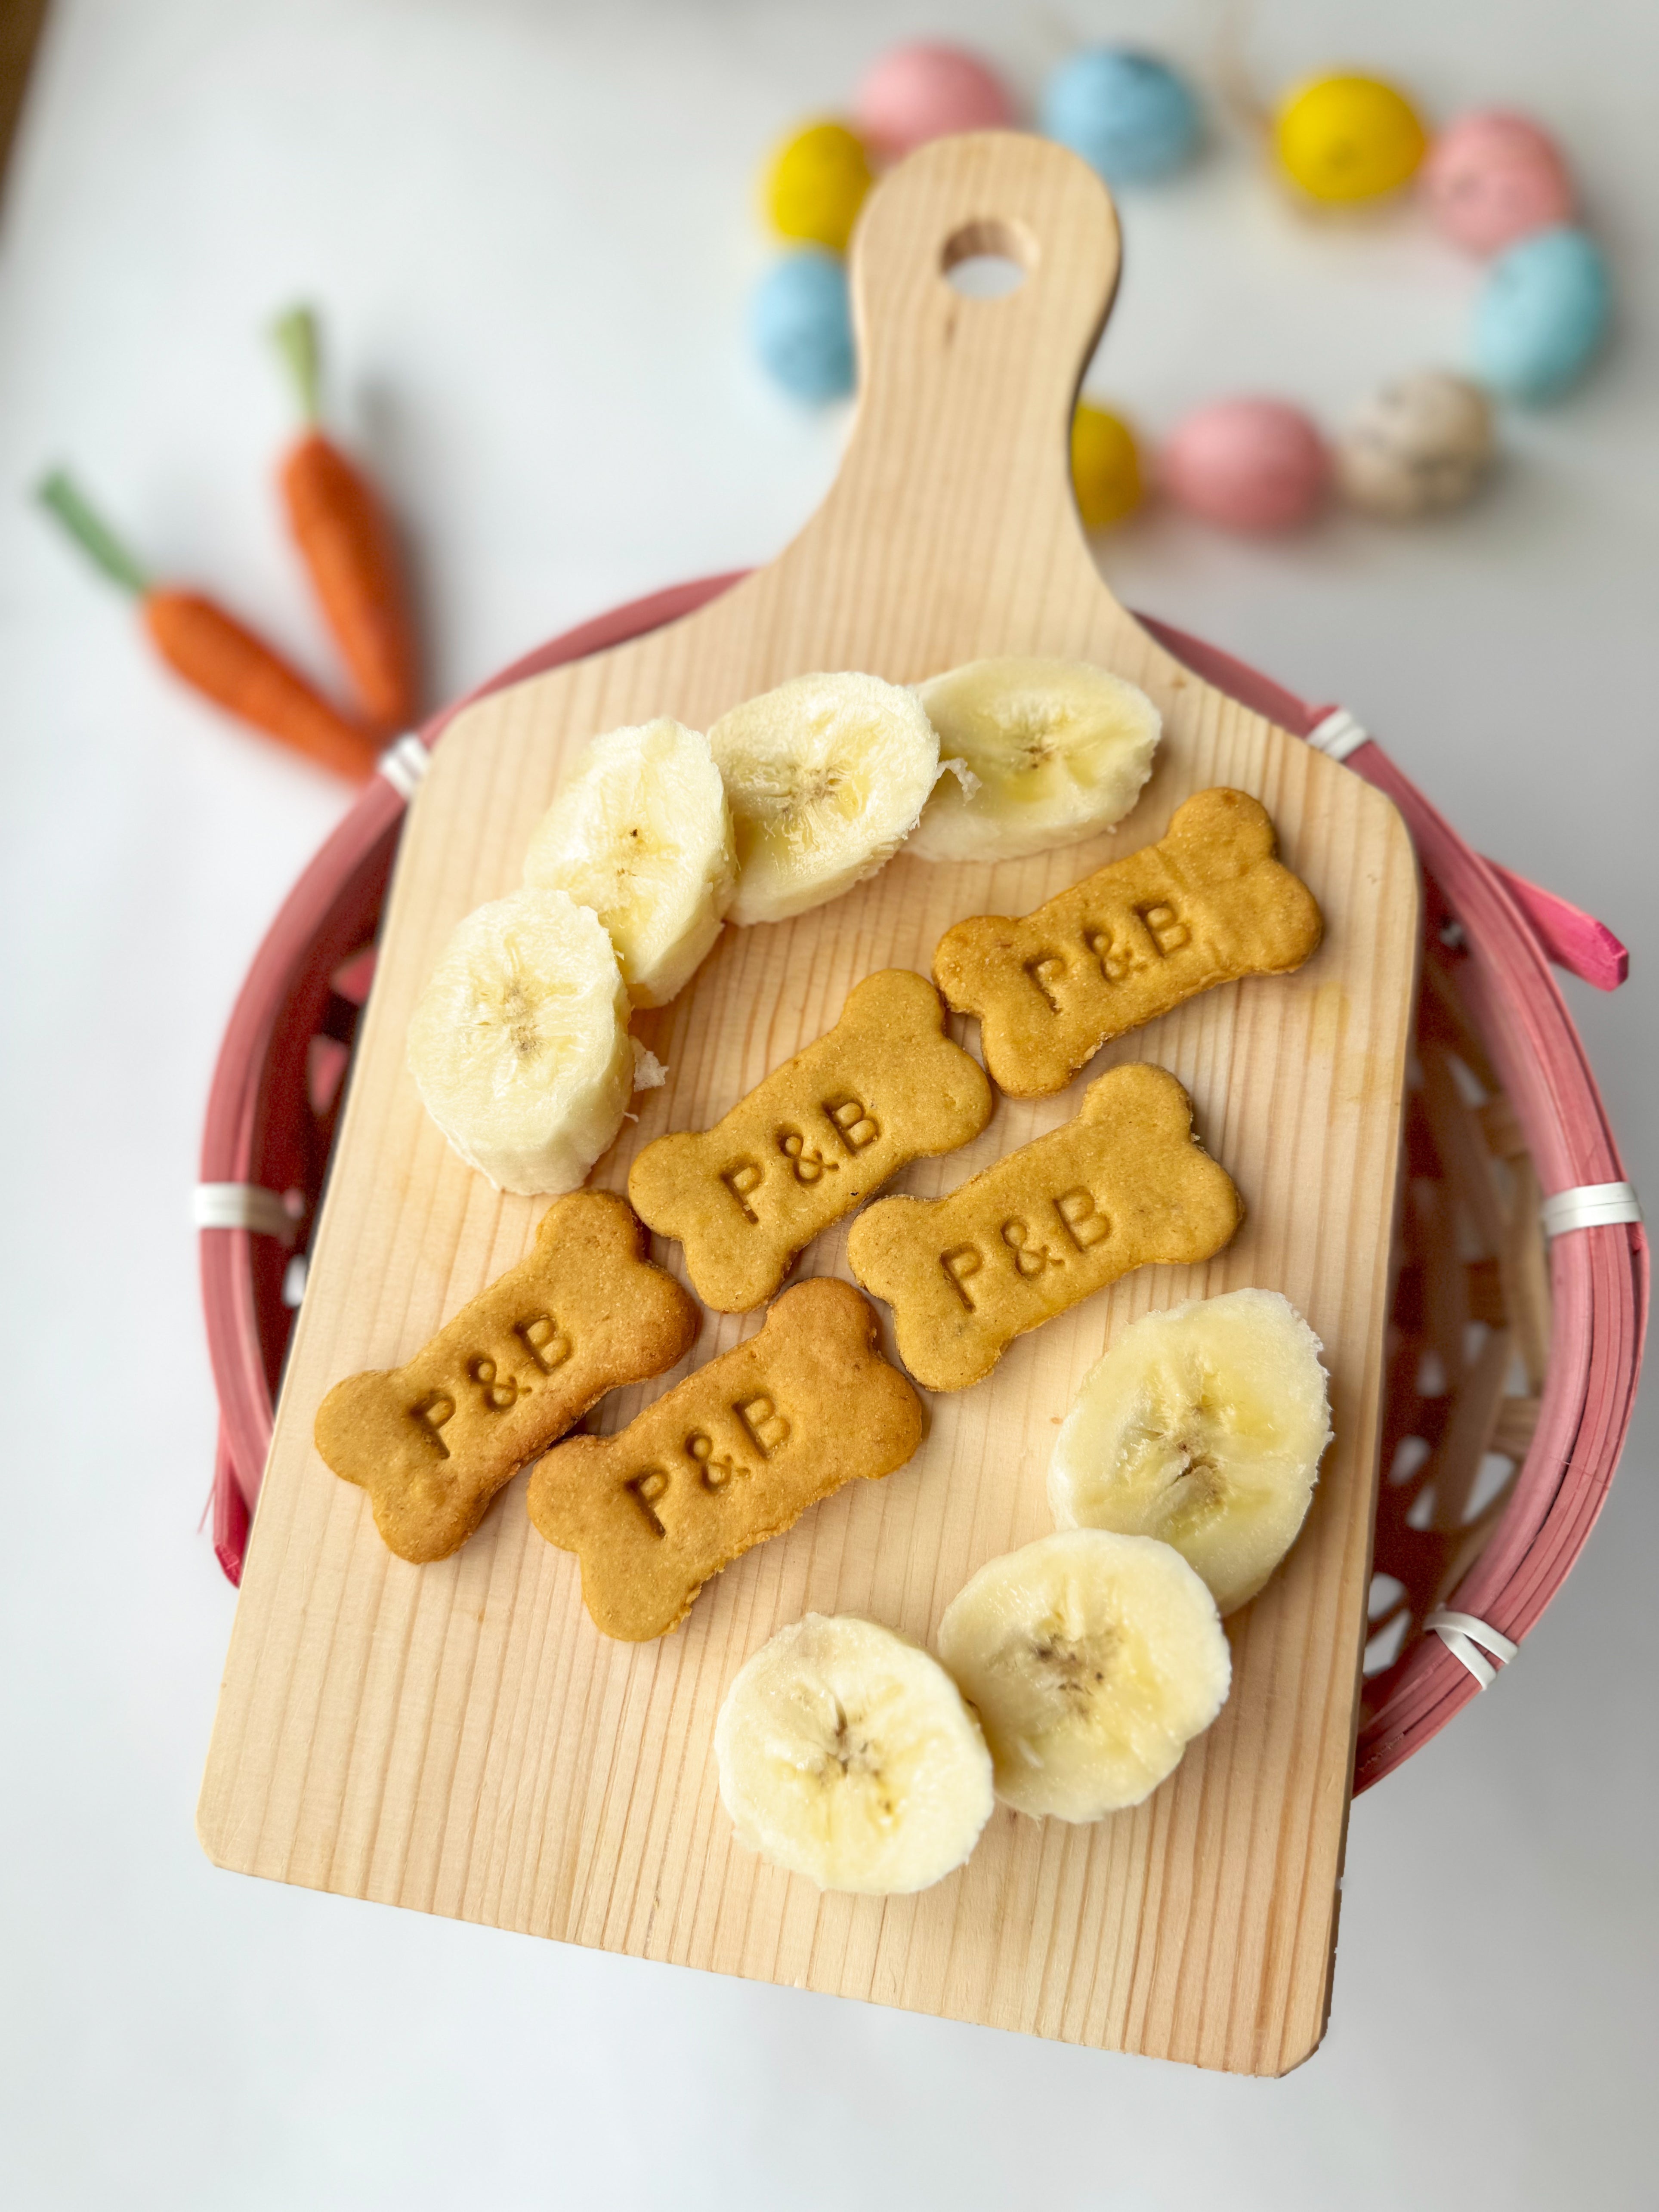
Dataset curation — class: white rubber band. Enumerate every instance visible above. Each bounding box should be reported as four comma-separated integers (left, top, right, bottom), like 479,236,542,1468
1426,1608,1519,1690
377,733,430,801
1539,1180,1643,1238
192,1182,301,1245
1306,708,1372,763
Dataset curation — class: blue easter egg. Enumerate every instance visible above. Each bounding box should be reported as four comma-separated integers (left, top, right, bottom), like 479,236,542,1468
1473,226,1610,402
1041,48,1202,185
750,250,854,403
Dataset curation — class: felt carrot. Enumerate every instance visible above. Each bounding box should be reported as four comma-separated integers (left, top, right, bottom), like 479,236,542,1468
37,470,379,782
272,306,419,738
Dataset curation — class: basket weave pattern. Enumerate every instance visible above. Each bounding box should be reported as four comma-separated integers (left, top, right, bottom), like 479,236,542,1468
1363,966,1552,1703
198,578,1646,1797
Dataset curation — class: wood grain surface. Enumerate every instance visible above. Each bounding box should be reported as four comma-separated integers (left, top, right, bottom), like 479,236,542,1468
0,0,49,198
198,134,1420,2076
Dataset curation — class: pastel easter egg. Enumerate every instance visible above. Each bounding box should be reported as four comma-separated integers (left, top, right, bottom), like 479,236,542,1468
1071,403,1143,529
1041,49,1202,185
1472,226,1610,401
1275,74,1427,203
1423,110,1574,256
750,250,854,403
764,121,873,252
1336,371,1495,519
1162,399,1329,532
854,43,1014,162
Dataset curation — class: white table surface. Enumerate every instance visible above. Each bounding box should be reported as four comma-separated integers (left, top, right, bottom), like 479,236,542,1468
2,2,1653,2206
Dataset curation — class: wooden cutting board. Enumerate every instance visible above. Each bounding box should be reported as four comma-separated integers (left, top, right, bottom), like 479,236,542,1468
198,133,1418,2076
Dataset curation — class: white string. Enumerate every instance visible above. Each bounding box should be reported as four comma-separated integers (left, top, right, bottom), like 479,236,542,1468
1539,1180,1643,1238
192,1183,301,1245
377,732,430,801
1425,1607,1519,1690
1305,707,1372,763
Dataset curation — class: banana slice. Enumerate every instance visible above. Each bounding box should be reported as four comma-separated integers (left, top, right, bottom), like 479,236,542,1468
406,886,632,1196
709,672,938,925
1048,1289,1332,1616
714,1613,995,1894
522,718,735,1008
908,655,1160,863
936,1530,1230,1821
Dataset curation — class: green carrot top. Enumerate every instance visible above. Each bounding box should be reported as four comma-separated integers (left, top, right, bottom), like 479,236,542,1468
36,469,151,594
272,304,324,426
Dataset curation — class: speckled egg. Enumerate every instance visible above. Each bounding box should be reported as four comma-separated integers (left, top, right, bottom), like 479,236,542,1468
1071,403,1143,528
1041,48,1202,185
1274,74,1427,203
1423,110,1574,256
1162,399,1329,532
1472,225,1610,401
750,250,855,403
764,121,873,253
1336,371,1495,519
854,43,1014,162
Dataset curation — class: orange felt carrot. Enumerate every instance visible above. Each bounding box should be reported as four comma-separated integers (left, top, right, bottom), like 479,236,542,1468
273,307,419,738
37,470,379,783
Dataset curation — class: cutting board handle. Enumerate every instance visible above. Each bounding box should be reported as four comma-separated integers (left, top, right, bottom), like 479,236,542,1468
794,132,1122,614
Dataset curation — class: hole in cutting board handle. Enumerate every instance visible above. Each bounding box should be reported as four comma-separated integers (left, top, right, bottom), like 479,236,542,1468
941,217,1036,300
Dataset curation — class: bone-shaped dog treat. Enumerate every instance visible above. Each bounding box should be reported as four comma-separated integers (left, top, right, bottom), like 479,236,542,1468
314,1190,699,1563
627,968,993,1312
933,788,1323,1098
846,1063,1242,1392
527,1278,923,1639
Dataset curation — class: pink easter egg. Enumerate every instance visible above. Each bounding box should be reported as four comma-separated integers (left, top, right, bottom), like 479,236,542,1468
1162,399,1329,533
853,42,1015,163
1423,110,1574,256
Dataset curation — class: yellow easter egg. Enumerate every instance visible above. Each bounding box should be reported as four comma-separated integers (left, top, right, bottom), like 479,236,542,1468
764,121,873,252
1071,403,1143,529
1274,74,1427,203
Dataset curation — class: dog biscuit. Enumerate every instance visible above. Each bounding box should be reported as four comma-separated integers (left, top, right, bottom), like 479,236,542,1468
627,968,993,1311
527,1278,924,1639
315,1190,699,1563
933,788,1323,1098
846,1063,1242,1391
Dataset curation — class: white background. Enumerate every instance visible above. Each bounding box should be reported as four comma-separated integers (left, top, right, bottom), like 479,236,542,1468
1,2,1654,2206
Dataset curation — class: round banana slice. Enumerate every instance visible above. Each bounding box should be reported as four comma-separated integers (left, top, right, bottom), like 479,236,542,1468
714,1613,995,1894
710,672,939,925
406,886,632,1197
522,718,735,1008
1049,1289,1332,1616
936,1529,1230,1821
907,655,1160,862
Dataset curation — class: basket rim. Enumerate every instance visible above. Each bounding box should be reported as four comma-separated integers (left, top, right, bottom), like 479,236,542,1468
198,573,1647,1794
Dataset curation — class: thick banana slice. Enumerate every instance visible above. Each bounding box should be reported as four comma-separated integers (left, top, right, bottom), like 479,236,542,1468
1049,1289,1332,1616
936,1530,1230,1821
710,672,939,924
406,886,632,1196
714,1613,995,1894
908,655,1160,863
522,718,735,1008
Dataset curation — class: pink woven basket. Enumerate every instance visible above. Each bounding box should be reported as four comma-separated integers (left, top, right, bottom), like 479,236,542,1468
198,573,1646,1795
